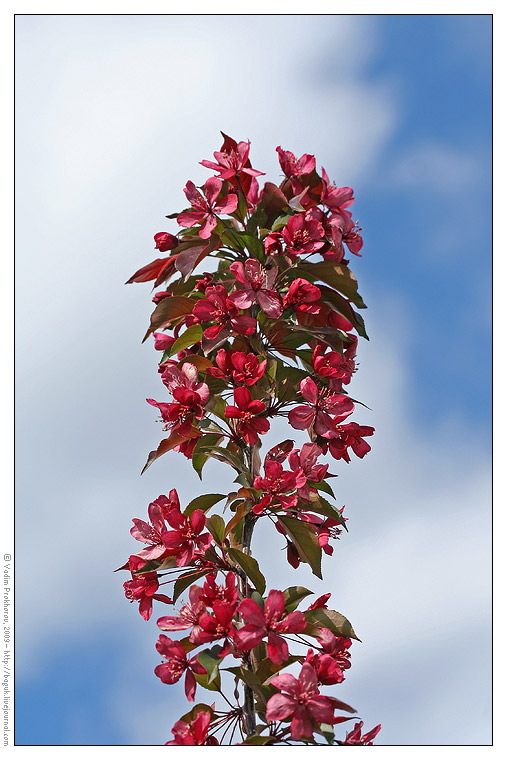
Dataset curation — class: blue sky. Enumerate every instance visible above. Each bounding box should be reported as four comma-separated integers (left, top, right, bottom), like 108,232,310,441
15,14,491,746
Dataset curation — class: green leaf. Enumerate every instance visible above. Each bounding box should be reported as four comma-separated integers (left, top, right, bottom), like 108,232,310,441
177,703,216,724
277,515,322,579
167,324,203,356
241,735,274,745
184,493,227,516
311,480,336,499
173,570,208,604
207,514,225,544
250,590,264,609
197,649,221,685
304,607,359,641
297,261,366,309
227,548,266,594
256,655,300,685
201,445,247,474
191,433,223,478
193,670,221,692
282,586,313,613
306,492,347,528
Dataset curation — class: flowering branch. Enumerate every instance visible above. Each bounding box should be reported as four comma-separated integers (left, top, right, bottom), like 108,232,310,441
121,134,381,746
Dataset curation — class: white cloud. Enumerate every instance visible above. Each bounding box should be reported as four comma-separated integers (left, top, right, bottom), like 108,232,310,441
389,140,487,196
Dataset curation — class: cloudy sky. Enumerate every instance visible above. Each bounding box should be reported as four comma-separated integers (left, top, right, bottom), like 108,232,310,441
15,14,491,745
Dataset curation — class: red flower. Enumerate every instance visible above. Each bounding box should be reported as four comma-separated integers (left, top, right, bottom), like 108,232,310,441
151,490,181,520
166,710,218,746
234,589,305,664
208,349,267,386
195,600,236,654
253,460,306,513
229,259,282,318
342,721,381,745
154,231,178,252
288,443,328,500
177,177,238,239
130,499,171,561
193,284,257,340
304,649,347,686
152,290,171,304
123,555,171,621
283,278,322,315
266,662,334,740
146,386,204,438
281,214,324,257
300,513,343,556
307,593,331,610
162,510,212,567
326,422,375,462
201,133,264,184
276,146,316,179
161,362,209,401
154,635,206,701
153,332,175,352
288,377,354,438
264,231,284,257
225,386,270,445
318,629,352,676
157,585,207,642
312,340,356,384
200,572,238,607
320,169,354,213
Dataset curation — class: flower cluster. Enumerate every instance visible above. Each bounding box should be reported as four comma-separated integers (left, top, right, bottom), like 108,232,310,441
122,135,379,745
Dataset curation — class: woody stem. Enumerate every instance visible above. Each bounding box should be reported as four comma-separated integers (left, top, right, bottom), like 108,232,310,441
240,443,257,737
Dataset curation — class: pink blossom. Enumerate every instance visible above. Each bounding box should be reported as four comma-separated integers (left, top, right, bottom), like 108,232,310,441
288,377,354,438
195,600,236,653
312,342,356,384
154,232,178,252
207,349,267,386
201,134,264,184
192,284,257,339
153,332,175,352
300,513,343,556
200,572,238,607
253,460,306,513
161,362,210,404
130,499,170,561
154,635,206,701
162,510,212,567
326,422,375,462
234,589,305,664
123,555,171,621
166,710,218,745
283,278,322,315
276,146,316,179
225,386,270,445
288,443,328,499
177,177,238,239
266,662,335,740
157,585,207,643
342,721,381,745
281,214,325,257
229,259,282,318
146,386,205,437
